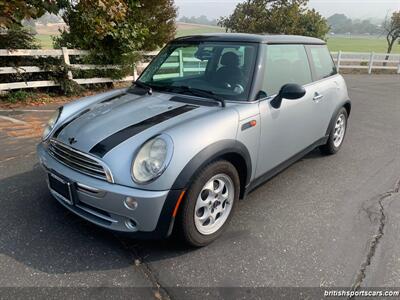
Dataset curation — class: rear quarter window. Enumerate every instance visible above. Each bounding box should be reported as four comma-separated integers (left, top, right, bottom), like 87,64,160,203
307,45,337,81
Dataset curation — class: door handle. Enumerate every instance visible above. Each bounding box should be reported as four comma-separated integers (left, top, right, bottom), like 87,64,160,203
313,92,324,102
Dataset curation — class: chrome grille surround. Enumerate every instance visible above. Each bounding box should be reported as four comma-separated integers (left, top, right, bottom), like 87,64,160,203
48,139,114,183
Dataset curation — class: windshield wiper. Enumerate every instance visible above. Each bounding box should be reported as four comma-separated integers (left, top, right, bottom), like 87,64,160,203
130,80,153,95
164,86,226,107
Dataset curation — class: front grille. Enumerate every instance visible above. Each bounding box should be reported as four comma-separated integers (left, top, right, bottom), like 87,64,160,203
75,201,116,225
48,139,113,182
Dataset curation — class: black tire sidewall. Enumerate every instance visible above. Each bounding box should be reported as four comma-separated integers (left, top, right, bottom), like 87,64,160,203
321,107,348,154
179,160,240,247
331,108,348,151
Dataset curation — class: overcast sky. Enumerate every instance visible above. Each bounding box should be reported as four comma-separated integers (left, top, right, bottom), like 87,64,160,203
175,0,400,20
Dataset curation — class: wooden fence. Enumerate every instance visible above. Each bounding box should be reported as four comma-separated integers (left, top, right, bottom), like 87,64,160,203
0,48,399,91
0,48,136,91
331,51,400,74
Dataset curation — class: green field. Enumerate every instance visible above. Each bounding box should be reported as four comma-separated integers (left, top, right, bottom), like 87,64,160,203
326,35,400,53
176,23,225,37
36,34,54,49
35,23,226,48
35,23,400,54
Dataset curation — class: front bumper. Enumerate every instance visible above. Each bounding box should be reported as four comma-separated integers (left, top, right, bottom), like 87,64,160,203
37,143,179,238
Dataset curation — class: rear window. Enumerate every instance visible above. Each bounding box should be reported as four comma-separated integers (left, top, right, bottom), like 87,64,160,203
307,45,337,80
262,44,312,96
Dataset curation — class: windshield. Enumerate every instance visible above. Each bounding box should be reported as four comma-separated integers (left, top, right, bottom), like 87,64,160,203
138,41,259,101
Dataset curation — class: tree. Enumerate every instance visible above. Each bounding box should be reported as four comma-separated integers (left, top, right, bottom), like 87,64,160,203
383,11,400,55
327,14,381,35
352,20,380,35
0,0,67,29
54,0,177,74
55,0,176,56
137,0,177,51
21,18,37,34
327,14,352,34
0,25,39,49
218,0,329,39
0,0,67,49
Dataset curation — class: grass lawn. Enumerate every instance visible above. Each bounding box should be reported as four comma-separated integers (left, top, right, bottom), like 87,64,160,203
327,35,399,53
176,23,225,37
36,34,54,49
35,23,400,54
36,23,226,48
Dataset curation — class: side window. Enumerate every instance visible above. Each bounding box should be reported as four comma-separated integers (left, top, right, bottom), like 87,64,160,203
308,45,337,80
263,45,312,96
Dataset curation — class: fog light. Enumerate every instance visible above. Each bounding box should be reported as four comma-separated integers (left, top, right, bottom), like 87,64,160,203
125,219,137,230
124,197,138,210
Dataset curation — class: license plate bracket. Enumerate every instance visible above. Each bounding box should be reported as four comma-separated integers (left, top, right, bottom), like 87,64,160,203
48,173,74,205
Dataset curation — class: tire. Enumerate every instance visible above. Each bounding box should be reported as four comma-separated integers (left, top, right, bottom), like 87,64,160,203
320,107,348,155
177,160,240,247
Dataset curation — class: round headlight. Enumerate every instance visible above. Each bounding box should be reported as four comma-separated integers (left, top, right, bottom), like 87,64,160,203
42,107,62,140
132,134,173,184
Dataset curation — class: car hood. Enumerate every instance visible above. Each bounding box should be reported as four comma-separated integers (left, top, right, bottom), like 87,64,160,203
53,91,212,157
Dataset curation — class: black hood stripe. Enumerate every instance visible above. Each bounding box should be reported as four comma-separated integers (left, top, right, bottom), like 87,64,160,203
53,108,91,138
89,105,198,158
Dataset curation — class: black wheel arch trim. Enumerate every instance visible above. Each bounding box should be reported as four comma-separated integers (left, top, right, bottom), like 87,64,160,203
116,189,182,239
149,140,252,238
171,139,252,191
326,100,351,136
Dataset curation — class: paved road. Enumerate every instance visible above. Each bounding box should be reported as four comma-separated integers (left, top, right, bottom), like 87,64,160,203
0,75,399,298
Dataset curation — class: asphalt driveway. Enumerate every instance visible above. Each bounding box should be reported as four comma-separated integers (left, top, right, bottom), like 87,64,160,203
0,75,399,298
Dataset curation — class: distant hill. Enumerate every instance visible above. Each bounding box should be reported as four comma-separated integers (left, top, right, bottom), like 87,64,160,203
35,23,66,35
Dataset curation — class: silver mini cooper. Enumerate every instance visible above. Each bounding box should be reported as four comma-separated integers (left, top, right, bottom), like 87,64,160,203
38,34,351,246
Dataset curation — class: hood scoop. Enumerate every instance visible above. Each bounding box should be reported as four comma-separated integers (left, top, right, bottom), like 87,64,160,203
170,95,220,107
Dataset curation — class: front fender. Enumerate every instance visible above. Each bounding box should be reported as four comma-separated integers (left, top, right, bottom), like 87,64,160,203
171,139,252,190
159,139,252,238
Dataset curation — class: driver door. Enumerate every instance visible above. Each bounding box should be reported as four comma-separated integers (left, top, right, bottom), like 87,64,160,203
256,44,322,177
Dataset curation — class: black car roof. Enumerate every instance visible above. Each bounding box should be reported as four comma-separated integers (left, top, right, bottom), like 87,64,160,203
172,33,325,45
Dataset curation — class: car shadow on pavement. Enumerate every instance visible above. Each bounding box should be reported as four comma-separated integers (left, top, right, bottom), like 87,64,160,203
0,165,155,275
114,148,330,265
302,148,326,160
0,147,328,275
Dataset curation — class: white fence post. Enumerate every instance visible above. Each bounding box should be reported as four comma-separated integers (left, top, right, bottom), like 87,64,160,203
1,49,399,92
368,52,374,74
397,59,400,74
178,50,184,77
337,51,342,72
133,65,139,81
61,47,73,80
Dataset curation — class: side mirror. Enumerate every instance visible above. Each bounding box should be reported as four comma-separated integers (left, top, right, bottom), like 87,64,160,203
270,84,306,109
